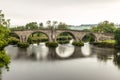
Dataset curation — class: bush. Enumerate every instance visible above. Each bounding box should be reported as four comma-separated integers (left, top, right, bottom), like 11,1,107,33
8,37,19,45
0,50,10,70
28,37,48,44
115,28,120,46
72,41,84,47
17,42,29,48
45,42,58,48
0,40,8,50
57,36,72,41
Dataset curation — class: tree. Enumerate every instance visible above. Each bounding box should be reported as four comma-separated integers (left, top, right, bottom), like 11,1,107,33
39,22,44,29
114,28,120,45
0,10,10,27
25,22,38,29
57,22,68,29
91,21,116,33
53,21,58,29
0,10,10,70
46,20,51,29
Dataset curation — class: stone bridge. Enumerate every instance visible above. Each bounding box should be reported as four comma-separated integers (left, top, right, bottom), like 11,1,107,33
11,29,114,42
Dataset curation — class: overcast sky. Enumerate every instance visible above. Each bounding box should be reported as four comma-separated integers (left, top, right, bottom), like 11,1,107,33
0,0,120,26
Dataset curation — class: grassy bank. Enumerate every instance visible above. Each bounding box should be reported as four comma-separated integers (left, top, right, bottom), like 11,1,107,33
91,40,115,48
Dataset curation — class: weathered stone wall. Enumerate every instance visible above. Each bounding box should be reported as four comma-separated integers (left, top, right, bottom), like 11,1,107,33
12,30,114,42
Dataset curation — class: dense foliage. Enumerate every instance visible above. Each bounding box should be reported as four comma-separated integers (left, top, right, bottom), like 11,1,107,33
45,42,58,48
72,41,84,47
0,50,10,70
57,36,72,41
82,34,95,42
10,20,69,31
8,37,19,45
58,40,69,44
57,22,68,29
91,21,116,33
0,10,10,70
114,28,120,46
28,37,48,44
27,32,48,44
0,40,8,51
17,42,29,48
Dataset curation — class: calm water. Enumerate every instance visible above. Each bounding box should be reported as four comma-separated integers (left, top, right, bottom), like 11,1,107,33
1,43,120,80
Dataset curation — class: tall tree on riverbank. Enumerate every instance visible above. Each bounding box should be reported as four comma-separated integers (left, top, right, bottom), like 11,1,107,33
39,22,44,29
0,10,10,28
0,10,10,70
57,22,68,29
114,28,120,46
25,22,38,29
91,21,116,33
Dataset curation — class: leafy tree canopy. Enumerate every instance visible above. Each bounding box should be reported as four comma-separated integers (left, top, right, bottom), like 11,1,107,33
91,21,116,33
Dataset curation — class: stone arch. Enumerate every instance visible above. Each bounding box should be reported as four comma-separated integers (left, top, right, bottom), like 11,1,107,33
56,31,77,41
27,31,51,42
81,32,97,42
9,32,20,38
9,32,21,42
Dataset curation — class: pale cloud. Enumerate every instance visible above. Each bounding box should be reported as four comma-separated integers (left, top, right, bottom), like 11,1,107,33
0,0,120,26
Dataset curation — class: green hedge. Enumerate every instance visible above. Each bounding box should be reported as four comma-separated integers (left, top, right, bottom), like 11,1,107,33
72,41,84,47
17,42,29,48
45,42,58,48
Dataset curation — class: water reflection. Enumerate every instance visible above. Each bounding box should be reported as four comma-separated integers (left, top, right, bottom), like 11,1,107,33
5,43,95,60
56,44,75,58
81,42,91,56
91,45,115,62
113,52,120,69
0,69,1,80
29,43,49,60
3,43,120,80
5,43,118,61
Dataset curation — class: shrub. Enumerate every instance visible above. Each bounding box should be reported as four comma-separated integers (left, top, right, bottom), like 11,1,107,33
28,37,48,44
45,42,58,48
0,40,8,50
0,50,10,70
115,28,120,47
57,36,72,41
17,42,29,48
72,41,84,47
8,37,19,45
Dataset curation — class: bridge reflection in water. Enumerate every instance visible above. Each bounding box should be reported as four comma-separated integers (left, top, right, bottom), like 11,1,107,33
4,42,115,61
3,43,120,80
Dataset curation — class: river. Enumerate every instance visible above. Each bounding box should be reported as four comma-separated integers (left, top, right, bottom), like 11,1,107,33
1,43,120,80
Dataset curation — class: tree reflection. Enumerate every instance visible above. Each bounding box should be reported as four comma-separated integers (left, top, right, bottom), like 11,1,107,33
113,52,120,69
97,54,111,62
0,69,1,80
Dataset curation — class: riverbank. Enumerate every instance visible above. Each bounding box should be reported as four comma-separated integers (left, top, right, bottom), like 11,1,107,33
91,40,116,48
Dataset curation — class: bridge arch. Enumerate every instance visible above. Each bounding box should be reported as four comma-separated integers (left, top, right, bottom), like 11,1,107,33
27,31,51,43
9,32,20,39
81,32,97,42
56,31,77,41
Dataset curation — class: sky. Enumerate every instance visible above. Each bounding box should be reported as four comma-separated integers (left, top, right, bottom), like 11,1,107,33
0,0,120,26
